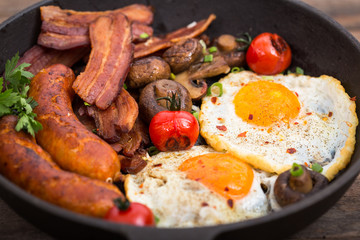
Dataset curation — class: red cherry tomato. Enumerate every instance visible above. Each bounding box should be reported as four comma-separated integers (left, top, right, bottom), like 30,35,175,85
246,32,292,75
104,198,155,226
149,111,199,152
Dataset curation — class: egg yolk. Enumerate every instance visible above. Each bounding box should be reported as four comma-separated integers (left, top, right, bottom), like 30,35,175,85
178,153,254,200
233,80,300,127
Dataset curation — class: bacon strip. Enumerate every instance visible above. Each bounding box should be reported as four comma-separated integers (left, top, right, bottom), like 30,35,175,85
86,88,139,143
38,4,153,50
134,14,216,59
72,13,133,110
40,4,153,25
17,45,89,75
110,119,150,157
38,22,152,50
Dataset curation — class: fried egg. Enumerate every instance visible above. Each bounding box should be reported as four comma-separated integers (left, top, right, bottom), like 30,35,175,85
125,145,273,227
200,71,358,180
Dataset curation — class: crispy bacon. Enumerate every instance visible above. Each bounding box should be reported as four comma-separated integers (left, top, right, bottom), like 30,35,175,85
110,119,150,157
38,22,153,50
38,4,153,50
72,13,133,110
134,14,216,59
40,4,153,26
17,45,89,75
86,88,139,142
119,150,148,174
38,32,90,50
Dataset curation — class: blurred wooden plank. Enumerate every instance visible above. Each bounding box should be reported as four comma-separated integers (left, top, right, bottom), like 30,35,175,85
0,1,360,240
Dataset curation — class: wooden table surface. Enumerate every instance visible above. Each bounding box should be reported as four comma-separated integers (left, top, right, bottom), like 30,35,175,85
1,0,360,239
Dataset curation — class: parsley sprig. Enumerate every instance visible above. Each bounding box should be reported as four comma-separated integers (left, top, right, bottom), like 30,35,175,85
0,53,42,137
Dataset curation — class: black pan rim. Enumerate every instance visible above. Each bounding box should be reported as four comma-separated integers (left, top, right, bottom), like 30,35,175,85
0,0,360,239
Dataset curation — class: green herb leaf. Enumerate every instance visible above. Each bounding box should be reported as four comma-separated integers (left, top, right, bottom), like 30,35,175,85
208,46,218,53
1,53,42,137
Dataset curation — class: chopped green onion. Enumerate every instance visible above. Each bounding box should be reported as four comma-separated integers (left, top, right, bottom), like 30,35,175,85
139,32,149,39
84,102,91,106
92,128,98,134
231,67,244,73
155,215,160,224
123,83,127,90
192,111,199,121
170,73,176,80
199,39,207,54
261,75,274,80
208,46,218,53
290,163,304,177
203,54,213,62
148,146,160,156
207,82,223,97
296,67,304,75
311,163,323,173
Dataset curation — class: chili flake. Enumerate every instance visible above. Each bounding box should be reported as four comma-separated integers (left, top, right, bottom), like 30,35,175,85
216,125,227,131
328,112,333,117
227,199,234,208
211,97,217,104
248,114,253,120
350,96,356,101
238,131,247,137
286,148,297,154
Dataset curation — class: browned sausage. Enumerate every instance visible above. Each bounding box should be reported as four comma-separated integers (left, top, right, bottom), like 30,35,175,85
28,64,120,181
0,115,124,217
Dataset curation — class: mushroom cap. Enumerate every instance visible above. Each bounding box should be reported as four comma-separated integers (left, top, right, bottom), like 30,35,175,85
274,166,329,207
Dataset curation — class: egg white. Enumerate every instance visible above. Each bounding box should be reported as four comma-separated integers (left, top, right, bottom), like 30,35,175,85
125,145,272,227
200,71,358,180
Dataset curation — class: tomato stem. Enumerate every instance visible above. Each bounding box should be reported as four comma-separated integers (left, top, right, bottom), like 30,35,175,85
113,197,130,211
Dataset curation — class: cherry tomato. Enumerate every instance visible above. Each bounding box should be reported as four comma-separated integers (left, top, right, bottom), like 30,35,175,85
149,111,199,152
246,32,292,75
104,198,155,226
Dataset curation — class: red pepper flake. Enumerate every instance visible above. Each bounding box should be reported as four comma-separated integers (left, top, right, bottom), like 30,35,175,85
195,178,201,181
241,83,245,86
328,112,333,117
224,186,229,192
201,202,209,207
350,96,356,101
294,122,299,125
286,148,297,154
304,162,309,167
227,199,234,208
153,163,162,167
216,125,227,131
248,114,253,120
211,97,217,104
139,183,144,189
306,112,312,115
264,141,270,144
238,131,247,137
217,118,223,121
294,92,299,97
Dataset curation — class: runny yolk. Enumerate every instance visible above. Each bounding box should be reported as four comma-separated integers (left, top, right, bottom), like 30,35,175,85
233,80,300,127
178,153,254,200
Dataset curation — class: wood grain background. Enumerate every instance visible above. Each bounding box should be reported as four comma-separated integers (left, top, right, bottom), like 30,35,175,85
0,0,360,239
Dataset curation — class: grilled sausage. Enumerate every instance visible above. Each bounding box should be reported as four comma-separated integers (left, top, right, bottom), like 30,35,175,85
28,64,120,181
0,115,124,217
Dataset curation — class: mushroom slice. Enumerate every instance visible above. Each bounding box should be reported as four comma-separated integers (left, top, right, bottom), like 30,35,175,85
174,72,207,100
174,55,230,100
